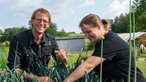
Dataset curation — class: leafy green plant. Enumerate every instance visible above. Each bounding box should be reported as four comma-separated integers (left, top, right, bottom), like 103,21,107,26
0,52,100,82
0,47,8,68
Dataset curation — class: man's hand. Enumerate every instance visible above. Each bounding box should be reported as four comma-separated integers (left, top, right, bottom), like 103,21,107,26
55,49,67,64
15,68,54,82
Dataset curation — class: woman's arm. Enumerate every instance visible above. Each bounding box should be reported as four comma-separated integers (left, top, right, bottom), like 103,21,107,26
63,56,106,82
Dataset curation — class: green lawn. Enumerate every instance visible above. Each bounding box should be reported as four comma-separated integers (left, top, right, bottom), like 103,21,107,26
137,61,146,78
0,46,9,68
67,50,146,78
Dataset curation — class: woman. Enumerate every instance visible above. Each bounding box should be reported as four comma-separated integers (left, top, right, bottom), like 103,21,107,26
63,14,146,82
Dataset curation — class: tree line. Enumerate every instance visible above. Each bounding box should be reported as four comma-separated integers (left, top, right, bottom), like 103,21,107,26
110,0,146,33
0,22,82,43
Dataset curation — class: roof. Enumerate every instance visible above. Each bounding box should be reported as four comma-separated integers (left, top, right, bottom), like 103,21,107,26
117,32,146,42
55,36,85,40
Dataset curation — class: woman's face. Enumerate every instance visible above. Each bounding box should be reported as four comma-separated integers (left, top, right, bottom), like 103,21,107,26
81,25,102,42
31,12,50,34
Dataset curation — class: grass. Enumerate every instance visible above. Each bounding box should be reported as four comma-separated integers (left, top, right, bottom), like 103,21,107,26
67,33,84,36
66,50,146,78
67,55,146,78
137,61,146,77
0,47,146,81
51,50,146,78
0,46,8,68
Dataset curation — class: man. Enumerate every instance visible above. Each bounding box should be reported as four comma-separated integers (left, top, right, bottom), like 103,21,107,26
63,14,146,82
7,8,67,82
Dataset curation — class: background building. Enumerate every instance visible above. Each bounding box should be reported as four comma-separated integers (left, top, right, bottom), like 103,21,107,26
56,36,85,52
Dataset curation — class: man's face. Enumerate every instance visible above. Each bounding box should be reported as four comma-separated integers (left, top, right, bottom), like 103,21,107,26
81,25,102,42
31,12,50,34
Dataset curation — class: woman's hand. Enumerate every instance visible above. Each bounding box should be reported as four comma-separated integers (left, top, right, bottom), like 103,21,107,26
36,76,54,82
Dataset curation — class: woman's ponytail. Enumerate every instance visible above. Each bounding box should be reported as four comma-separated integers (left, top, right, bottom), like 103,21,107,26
101,19,111,31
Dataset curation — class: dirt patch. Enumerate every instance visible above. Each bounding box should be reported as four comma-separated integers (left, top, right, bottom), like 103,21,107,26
137,58,146,61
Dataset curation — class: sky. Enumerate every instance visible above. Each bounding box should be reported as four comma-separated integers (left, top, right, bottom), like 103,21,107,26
0,0,130,33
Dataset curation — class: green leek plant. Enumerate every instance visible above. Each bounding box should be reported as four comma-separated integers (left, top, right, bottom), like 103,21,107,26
128,0,137,82
100,36,104,82
0,46,114,82
0,47,102,82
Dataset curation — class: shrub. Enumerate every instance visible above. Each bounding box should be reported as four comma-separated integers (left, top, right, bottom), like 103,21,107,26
86,42,95,50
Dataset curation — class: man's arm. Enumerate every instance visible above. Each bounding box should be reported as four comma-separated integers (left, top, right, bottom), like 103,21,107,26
63,56,106,82
7,36,21,70
15,68,54,82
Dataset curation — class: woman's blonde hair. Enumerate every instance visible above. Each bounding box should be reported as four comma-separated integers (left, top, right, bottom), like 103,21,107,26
79,14,111,31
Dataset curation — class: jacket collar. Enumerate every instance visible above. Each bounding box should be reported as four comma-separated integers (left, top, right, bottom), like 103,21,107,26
28,29,48,46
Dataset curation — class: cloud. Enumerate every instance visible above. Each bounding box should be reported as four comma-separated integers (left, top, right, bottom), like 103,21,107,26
9,0,77,20
47,0,93,22
10,0,43,17
0,0,6,4
6,0,85,32
103,0,129,18
8,0,96,20
80,0,95,8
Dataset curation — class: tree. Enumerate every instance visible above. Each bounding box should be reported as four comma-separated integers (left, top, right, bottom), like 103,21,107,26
133,0,146,15
45,22,57,36
56,29,67,36
112,13,129,33
0,29,3,35
133,0,146,32
0,27,28,42
107,19,114,27
45,22,68,36
112,0,146,33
